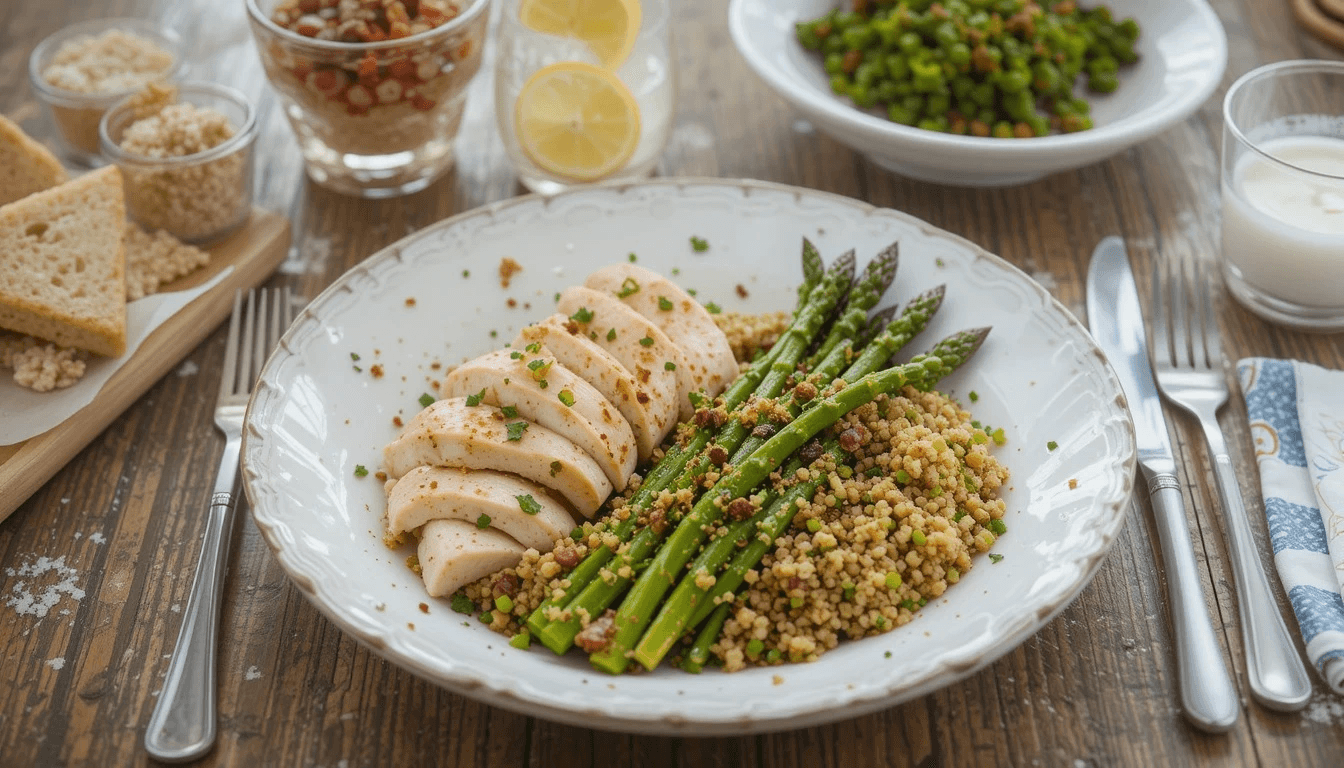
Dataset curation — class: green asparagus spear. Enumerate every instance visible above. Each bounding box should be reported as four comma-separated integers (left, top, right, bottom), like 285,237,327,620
795,238,825,312
589,330,986,674
803,243,898,370
680,602,730,673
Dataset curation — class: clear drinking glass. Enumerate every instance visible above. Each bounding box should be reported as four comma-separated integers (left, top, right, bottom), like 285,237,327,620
494,0,674,194
1221,60,1344,331
246,0,490,198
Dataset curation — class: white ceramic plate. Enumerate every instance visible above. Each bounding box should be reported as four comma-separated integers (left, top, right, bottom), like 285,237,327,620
729,0,1227,186
242,179,1136,735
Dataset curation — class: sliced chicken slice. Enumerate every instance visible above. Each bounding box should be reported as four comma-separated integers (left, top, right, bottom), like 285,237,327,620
386,466,575,551
516,315,676,461
418,519,524,597
584,263,739,413
384,397,611,516
441,349,637,489
557,286,686,421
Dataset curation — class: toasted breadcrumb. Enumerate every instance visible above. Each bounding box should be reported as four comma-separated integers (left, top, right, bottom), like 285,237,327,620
0,336,88,392
714,310,789,364
42,29,174,95
499,257,522,289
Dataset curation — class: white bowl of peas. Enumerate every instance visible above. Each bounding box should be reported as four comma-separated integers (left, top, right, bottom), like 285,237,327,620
729,0,1227,186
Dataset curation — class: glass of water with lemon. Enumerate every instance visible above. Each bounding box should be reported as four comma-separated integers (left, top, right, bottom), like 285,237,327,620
495,0,673,194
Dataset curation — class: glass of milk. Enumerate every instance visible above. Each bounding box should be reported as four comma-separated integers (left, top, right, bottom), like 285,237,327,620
1221,60,1344,331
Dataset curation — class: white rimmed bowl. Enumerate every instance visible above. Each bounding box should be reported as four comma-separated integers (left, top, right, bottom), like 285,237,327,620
729,0,1227,186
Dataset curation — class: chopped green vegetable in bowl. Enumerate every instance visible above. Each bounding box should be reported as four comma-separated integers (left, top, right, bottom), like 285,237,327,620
796,0,1140,137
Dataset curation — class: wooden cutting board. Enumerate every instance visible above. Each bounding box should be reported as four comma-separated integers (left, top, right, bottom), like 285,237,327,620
0,208,290,524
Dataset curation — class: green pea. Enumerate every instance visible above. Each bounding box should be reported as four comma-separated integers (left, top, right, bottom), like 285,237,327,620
898,31,923,54
830,74,850,95
992,121,1015,139
887,103,918,125
884,53,910,81
947,42,972,67
824,52,846,75
926,92,951,116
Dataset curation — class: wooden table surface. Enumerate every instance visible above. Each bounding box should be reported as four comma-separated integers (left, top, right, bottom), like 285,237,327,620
3,0,1344,765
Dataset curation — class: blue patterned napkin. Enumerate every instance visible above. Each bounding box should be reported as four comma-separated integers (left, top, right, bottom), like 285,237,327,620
1239,358,1344,694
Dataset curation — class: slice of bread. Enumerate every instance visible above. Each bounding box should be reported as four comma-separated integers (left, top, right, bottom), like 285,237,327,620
0,166,127,357
0,115,68,206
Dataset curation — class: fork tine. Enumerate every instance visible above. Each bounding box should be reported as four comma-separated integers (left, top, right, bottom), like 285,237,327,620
1169,253,1192,369
1150,254,1172,368
1196,259,1221,370
220,290,243,401
237,289,257,397
253,288,271,382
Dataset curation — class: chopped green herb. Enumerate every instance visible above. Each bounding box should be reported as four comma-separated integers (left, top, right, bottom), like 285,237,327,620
992,427,1007,446
639,336,654,347
538,379,549,389
517,495,541,517
806,518,821,533
842,581,855,600
953,510,967,522
894,469,912,484
658,296,674,311
687,392,707,410
495,595,514,613
766,648,781,663
462,269,470,278
885,571,902,589
350,352,361,361
875,615,887,628
527,358,552,381
628,252,638,263
489,330,497,338
989,553,1004,564
930,485,942,497
510,350,523,360
418,392,435,408
989,519,1008,535
911,530,927,546
947,567,960,583
901,599,916,611
450,593,475,614
884,651,893,658
524,342,541,354
664,361,676,371
968,390,978,402
550,460,562,477
554,292,561,303
935,258,945,267
465,388,486,407
972,432,988,445
557,389,575,407
865,466,883,478
746,638,764,657
570,307,594,323
606,327,617,342
689,235,709,252
505,421,528,441
687,288,697,296
354,465,369,477
1047,440,1059,451
510,631,531,649
501,405,518,418
479,612,492,624
616,277,640,298
789,596,803,609
705,301,721,314
476,513,491,529
671,267,680,275
352,365,362,373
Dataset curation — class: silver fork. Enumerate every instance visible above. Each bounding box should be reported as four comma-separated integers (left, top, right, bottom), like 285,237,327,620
145,287,294,762
1150,254,1312,712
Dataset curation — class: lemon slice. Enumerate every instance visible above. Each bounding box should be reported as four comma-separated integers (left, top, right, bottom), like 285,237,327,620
518,0,642,70
514,61,642,183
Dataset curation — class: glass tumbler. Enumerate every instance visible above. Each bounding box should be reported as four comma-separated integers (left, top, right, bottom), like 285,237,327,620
1221,60,1344,331
246,0,490,198
494,0,675,194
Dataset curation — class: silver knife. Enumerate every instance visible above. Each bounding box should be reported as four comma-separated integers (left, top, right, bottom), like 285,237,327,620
1086,236,1240,733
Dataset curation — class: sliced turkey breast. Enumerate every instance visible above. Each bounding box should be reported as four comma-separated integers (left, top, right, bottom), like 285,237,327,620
516,314,677,461
584,264,739,414
386,466,575,551
418,519,525,597
384,397,610,516
556,286,686,420
441,349,637,489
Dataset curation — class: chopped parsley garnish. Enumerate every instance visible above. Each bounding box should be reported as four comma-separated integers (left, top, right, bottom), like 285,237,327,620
628,252,638,262
884,651,893,658
516,494,542,516
865,466,883,478
894,469,912,484
935,258,945,267
569,527,583,541
418,392,435,407
475,513,491,529
616,277,640,298
665,361,676,371
689,236,709,252
606,327,617,342
639,336,654,347
510,351,523,360
687,392,707,409
505,421,528,441
350,352,361,361
570,307,594,323
989,553,1004,564
657,296,674,311
554,292,561,302
524,342,541,354
450,593,475,614
465,388,486,407
671,267,680,275
462,269,470,278
352,365,362,373
527,358,552,382
489,330,497,338
806,518,821,533
510,632,530,649
353,465,368,477
551,460,562,477
501,405,518,418
886,571,902,589
557,389,575,407
991,428,1007,446
911,530,926,546
538,379,549,389
968,390,978,402
1047,440,1058,451
989,519,1008,535
704,301,722,314
687,288,697,296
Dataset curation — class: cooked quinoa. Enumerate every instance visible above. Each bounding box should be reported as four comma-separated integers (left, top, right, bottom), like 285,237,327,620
713,310,789,364
436,312,1009,670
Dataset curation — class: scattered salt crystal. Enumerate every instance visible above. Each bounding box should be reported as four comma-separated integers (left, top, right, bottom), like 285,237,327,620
170,604,180,613
45,657,64,670
72,532,81,540
88,532,106,545
1303,695,1344,725
176,360,199,377
60,498,70,505
245,666,261,681
4,555,85,618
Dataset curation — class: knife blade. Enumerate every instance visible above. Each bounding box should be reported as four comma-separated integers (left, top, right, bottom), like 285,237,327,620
1086,236,1240,733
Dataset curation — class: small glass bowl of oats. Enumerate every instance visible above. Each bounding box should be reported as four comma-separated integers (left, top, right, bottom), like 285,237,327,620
100,82,257,244
245,0,490,198
28,18,184,166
